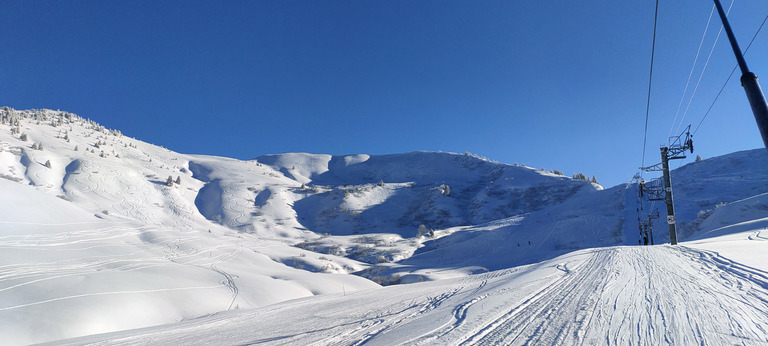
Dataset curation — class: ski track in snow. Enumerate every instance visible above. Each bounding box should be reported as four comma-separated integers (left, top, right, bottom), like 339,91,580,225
749,230,768,241
456,246,768,345
0,284,226,312
66,245,768,345
380,246,767,345
0,221,245,314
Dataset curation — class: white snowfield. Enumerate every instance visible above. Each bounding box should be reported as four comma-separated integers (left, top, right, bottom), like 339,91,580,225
58,239,768,345
1,108,767,345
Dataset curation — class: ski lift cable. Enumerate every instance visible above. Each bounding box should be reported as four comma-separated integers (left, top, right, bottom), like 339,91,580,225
668,4,716,140
693,12,768,136
674,4,731,138
670,0,735,141
642,0,661,175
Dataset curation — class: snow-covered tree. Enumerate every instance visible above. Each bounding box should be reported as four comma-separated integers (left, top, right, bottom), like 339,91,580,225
175,176,181,185
166,176,174,187
44,160,51,168
417,224,428,237
573,172,588,181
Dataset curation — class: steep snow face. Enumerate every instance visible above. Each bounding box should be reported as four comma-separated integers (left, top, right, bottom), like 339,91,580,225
382,184,626,280
186,155,309,238
255,152,333,184
260,151,604,238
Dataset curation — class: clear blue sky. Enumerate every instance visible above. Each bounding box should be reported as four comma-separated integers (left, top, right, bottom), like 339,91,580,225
2,1,767,188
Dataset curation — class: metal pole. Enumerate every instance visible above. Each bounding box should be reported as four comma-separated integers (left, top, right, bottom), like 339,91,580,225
648,214,655,245
714,0,768,150
713,0,749,74
661,147,678,245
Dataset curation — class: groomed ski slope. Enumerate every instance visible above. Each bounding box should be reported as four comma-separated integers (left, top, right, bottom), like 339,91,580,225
59,231,768,345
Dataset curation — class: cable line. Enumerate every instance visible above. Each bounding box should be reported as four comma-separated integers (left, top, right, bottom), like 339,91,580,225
642,0,660,173
674,19,726,137
673,3,730,138
669,4,716,139
671,1,735,139
693,13,768,136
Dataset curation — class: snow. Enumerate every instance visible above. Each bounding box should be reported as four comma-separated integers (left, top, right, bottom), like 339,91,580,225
1,108,767,345
55,244,768,345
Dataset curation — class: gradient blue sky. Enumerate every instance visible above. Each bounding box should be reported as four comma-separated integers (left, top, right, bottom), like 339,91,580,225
2,1,767,187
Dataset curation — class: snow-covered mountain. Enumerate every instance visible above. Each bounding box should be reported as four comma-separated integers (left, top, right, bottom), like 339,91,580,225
1,108,767,345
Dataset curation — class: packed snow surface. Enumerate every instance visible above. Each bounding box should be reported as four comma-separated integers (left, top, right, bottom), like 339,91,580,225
60,237,768,345
1,108,767,344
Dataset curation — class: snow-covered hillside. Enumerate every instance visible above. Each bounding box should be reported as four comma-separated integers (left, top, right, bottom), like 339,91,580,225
1,108,767,345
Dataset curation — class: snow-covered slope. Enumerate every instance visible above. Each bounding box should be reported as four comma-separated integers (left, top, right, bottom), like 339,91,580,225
1,108,767,344
58,238,768,345
0,109,379,344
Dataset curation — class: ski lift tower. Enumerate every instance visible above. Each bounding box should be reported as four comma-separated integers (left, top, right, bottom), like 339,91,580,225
638,181,663,245
641,126,694,245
